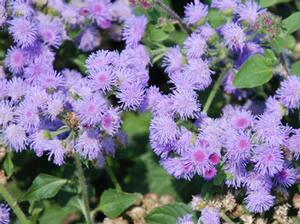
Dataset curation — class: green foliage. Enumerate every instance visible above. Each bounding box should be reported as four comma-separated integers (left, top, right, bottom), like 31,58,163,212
291,61,300,75
208,9,228,28
259,0,290,8
233,55,274,88
22,174,67,202
145,203,194,224
273,34,296,53
282,12,300,34
98,189,142,218
147,24,169,43
3,153,14,178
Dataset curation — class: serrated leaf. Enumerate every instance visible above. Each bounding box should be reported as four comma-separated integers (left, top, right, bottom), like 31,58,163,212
259,0,290,7
145,203,193,224
282,12,300,34
292,61,300,76
22,174,67,201
98,189,142,218
233,55,273,88
3,153,14,178
147,25,169,42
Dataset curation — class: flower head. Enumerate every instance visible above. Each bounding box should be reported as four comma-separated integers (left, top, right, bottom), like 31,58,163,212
0,203,10,224
177,214,194,224
162,46,183,74
237,0,264,26
221,22,246,51
184,33,207,59
245,190,274,213
184,0,208,25
276,76,300,110
122,15,147,47
199,207,220,224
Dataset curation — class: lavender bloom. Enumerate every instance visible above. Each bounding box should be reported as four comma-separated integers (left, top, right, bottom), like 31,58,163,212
184,33,207,59
286,129,300,159
237,0,264,26
197,23,216,41
30,130,49,157
177,214,194,224
235,42,264,68
86,0,112,28
252,145,284,176
0,101,14,127
78,26,101,52
8,17,37,47
244,172,272,192
203,167,217,180
45,93,65,120
276,76,300,110
10,0,35,18
75,130,101,160
122,15,147,47
110,0,132,22
89,68,116,92
221,22,246,51
38,17,64,48
150,116,178,145
0,203,10,224
171,90,199,119
162,46,183,74
265,96,284,119
199,207,220,224
245,189,275,213
223,106,254,130
101,107,121,135
274,165,296,188
46,139,65,166
5,77,27,102
16,101,40,132
102,136,116,155
0,5,7,27
86,50,118,74
175,128,193,155
4,47,27,74
3,124,27,152
117,82,145,110
161,157,193,180
184,0,208,25
211,0,239,12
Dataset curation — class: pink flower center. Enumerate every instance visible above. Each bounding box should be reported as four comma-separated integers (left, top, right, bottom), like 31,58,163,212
97,73,108,85
236,117,248,129
12,52,23,65
92,4,102,15
238,138,249,150
193,150,206,163
266,153,273,161
209,153,220,165
42,30,54,42
204,168,217,179
102,115,112,128
87,104,95,113
26,111,33,118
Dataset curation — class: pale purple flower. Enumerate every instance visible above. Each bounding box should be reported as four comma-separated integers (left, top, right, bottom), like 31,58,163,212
211,0,239,12
10,0,35,18
16,101,40,132
161,157,193,180
86,50,118,73
199,207,220,224
0,101,14,127
221,22,246,51
102,136,116,155
75,129,101,160
169,71,196,92
122,15,147,47
5,47,27,74
45,93,65,120
0,5,7,27
252,145,284,176
276,76,300,110
184,33,207,59
177,214,194,224
274,165,296,188
62,69,82,89
38,18,64,48
223,106,254,130
109,0,132,22
78,26,101,52
5,77,27,102
30,130,49,157
203,167,217,180
244,172,272,192
86,0,112,28
237,0,264,26
245,189,274,213
0,203,10,224
175,128,193,155
286,129,300,159
39,70,65,89
89,68,116,92
46,139,65,166
117,82,145,110
150,116,178,145
184,0,208,25
25,86,48,108
24,61,50,84
3,124,27,152
265,96,283,119
171,90,199,119
162,46,183,74
197,23,216,40
8,17,37,47
101,107,121,135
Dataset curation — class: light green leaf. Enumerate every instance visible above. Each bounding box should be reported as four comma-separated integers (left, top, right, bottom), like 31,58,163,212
147,25,169,42
291,61,300,76
233,55,274,88
259,0,290,8
98,189,142,218
282,12,300,34
145,203,193,224
273,34,296,53
3,153,14,178
22,174,67,201
208,9,227,28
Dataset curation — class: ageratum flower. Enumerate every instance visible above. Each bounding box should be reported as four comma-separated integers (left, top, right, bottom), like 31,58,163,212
184,33,207,59
237,0,264,26
4,47,27,74
199,207,220,224
245,189,275,213
276,76,300,110
0,203,10,224
162,46,183,75
221,22,246,51
184,0,208,25
177,214,194,224
211,0,239,12
122,15,147,48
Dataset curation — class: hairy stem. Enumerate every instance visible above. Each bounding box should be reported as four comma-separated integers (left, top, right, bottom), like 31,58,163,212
0,184,30,224
74,155,93,224
154,0,192,34
105,158,122,191
203,71,227,114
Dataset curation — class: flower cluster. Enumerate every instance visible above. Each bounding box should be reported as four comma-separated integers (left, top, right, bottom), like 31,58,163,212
146,0,300,214
0,0,149,166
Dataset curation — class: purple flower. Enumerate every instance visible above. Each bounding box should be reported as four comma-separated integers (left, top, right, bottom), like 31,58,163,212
203,167,217,180
24,61,50,84
117,82,145,110
244,172,272,192
16,100,40,132
101,107,121,135
184,0,208,25
10,0,35,18
75,129,101,160
197,23,216,41
274,165,296,188
162,46,183,74
0,203,10,224
221,22,246,51
122,15,147,48
161,157,193,180
184,33,207,59
30,130,49,157
150,116,179,145
245,189,274,213
3,124,27,152
223,106,254,130
211,0,239,12
235,42,264,68
177,214,194,224
0,101,14,127
171,90,199,119
86,50,118,74
0,5,7,27
39,70,65,89
4,47,27,74
102,136,116,155
8,17,37,47
286,129,300,159
86,0,112,28
237,0,264,26
175,128,193,155
199,207,220,224
38,17,64,48
46,139,65,166
252,145,284,176
78,26,101,52
5,77,27,102
89,68,116,92
45,93,65,120
265,96,283,119
276,76,300,110
169,71,196,92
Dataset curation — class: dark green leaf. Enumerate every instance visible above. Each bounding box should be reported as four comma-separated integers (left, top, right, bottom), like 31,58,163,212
282,12,300,34
3,153,14,178
22,174,67,201
291,61,300,76
145,203,193,224
98,189,142,218
259,0,290,7
147,25,169,42
233,55,274,88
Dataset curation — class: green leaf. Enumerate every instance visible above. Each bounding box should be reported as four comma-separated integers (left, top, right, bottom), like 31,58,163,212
147,25,169,42
145,203,193,224
282,12,300,34
291,61,300,76
98,189,142,218
22,174,67,201
208,9,227,28
3,153,14,178
273,35,296,53
259,0,290,7
233,55,274,88
264,49,278,66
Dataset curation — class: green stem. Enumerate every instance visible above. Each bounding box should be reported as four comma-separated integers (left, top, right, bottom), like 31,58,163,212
203,70,227,114
0,184,30,224
74,155,93,224
154,0,192,34
220,212,235,224
105,158,122,191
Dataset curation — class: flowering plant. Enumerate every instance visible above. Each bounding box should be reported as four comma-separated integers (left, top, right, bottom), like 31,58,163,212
0,0,300,223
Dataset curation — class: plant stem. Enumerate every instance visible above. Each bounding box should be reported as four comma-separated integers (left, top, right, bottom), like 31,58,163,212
0,184,30,224
279,52,290,76
220,212,235,224
154,0,192,34
203,71,227,114
74,155,93,224
105,158,122,191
